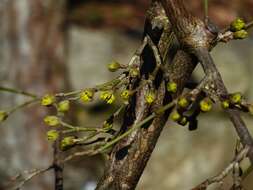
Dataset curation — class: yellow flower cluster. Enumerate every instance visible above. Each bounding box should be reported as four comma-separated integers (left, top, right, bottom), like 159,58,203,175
80,90,94,103
41,94,55,106
230,18,248,39
145,91,155,104
120,90,130,101
178,97,189,108
100,91,115,104
44,116,60,127
107,61,121,72
57,100,70,112
199,99,212,112
230,92,242,104
47,130,59,141
167,82,177,93
230,18,246,32
61,136,76,150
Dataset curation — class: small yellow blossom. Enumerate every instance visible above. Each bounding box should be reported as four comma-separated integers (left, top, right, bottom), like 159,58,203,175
167,82,177,93
107,61,121,72
178,97,189,108
47,130,59,141
230,92,242,104
200,99,212,112
129,68,140,78
57,100,70,112
221,100,230,109
233,30,248,39
230,18,246,32
80,90,94,103
145,91,155,104
120,90,131,101
100,91,115,104
41,94,55,106
170,110,181,122
61,136,76,150
44,116,60,127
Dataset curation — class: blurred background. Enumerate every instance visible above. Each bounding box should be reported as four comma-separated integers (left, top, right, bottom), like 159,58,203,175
0,0,253,189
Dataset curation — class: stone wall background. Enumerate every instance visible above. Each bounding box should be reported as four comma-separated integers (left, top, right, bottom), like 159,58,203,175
0,1,253,189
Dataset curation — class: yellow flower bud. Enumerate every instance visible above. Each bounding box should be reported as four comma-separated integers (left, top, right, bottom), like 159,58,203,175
129,68,140,78
44,116,60,127
230,18,246,32
178,97,189,108
120,90,130,101
200,99,212,112
170,110,181,122
41,94,55,106
100,91,115,104
57,100,70,112
167,82,177,93
233,30,248,39
221,100,230,109
145,91,155,104
80,90,94,103
230,92,242,104
47,130,59,141
61,136,76,150
107,61,121,72
0,111,8,123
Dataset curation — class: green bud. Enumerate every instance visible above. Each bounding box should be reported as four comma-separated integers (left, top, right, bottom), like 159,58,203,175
107,61,121,72
178,97,189,108
167,82,177,93
44,116,60,127
145,91,155,104
0,111,8,123
178,117,188,126
120,90,130,101
80,89,94,103
47,130,59,141
57,100,70,112
230,18,246,32
100,91,115,104
61,136,76,150
103,120,113,129
129,68,140,78
41,94,55,106
221,100,230,109
230,92,242,104
200,99,212,112
170,110,181,122
233,30,248,39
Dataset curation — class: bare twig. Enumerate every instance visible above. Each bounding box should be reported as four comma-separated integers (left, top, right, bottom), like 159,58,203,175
0,86,38,98
192,147,249,190
6,166,53,190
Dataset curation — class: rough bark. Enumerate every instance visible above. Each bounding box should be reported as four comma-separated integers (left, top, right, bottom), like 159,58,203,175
96,1,197,189
96,0,253,189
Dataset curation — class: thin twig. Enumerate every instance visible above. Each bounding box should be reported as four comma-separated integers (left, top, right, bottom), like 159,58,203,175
10,166,53,190
192,147,249,190
0,86,38,98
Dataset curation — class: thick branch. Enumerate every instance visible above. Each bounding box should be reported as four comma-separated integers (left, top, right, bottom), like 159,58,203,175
96,2,197,189
161,0,253,162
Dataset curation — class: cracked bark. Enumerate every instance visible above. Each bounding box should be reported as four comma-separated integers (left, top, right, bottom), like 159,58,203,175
96,1,197,189
96,0,253,189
